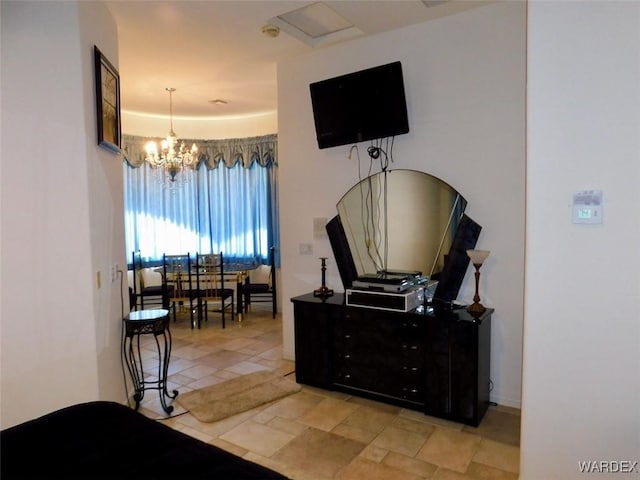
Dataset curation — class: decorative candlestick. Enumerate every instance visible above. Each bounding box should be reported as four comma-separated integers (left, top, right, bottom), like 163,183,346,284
466,249,490,316
314,257,334,298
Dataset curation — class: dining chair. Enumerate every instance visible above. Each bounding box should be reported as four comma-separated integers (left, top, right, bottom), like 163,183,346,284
162,253,197,328
195,252,234,328
131,251,167,310
242,246,277,319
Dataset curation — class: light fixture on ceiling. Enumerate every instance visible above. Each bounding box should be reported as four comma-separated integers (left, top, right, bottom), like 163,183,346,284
145,87,199,184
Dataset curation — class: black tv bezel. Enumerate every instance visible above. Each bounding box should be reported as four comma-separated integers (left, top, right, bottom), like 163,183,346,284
309,61,410,149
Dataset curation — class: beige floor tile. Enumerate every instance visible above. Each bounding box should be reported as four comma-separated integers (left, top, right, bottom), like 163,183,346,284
165,357,196,376
463,408,521,446
392,416,437,437
209,437,249,457
168,372,200,386
237,339,279,355
465,461,519,480
171,345,212,360
267,416,309,436
297,397,360,431
185,373,231,390
271,428,366,479
170,412,239,438
359,444,388,462
332,423,379,444
220,420,296,457
300,385,352,401
345,395,403,414
400,409,464,431
341,405,397,434
472,438,520,474
178,364,218,380
383,451,438,479
175,424,214,443
372,424,429,457
336,457,424,480
252,357,296,375
261,390,326,420
416,428,481,473
431,467,473,480
224,361,270,375
256,346,287,360
197,349,252,368
216,337,259,351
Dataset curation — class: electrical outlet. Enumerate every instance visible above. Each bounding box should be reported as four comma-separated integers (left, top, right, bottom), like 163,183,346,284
110,264,118,282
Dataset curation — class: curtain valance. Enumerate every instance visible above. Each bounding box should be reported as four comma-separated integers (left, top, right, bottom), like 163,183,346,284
122,133,277,170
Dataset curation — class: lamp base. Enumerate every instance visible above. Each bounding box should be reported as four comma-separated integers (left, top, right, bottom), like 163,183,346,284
467,302,486,316
314,286,334,298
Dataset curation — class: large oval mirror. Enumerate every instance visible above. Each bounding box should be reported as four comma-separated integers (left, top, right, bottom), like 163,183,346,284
336,169,467,279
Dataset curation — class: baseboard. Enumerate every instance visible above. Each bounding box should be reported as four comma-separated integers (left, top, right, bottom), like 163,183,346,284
490,393,521,410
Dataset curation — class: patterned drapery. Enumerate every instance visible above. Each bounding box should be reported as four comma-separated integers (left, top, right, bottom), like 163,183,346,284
121,133,278,170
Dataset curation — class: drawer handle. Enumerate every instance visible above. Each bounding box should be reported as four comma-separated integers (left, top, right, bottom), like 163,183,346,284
402,366,419,372
402,387,419,394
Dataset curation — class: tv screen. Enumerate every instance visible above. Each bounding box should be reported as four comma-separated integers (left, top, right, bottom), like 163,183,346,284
309,61,409,149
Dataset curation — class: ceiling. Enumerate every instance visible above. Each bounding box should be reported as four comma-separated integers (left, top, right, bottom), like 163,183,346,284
105,1,482,120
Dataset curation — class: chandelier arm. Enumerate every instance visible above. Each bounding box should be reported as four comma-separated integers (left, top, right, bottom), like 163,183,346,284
143,87,198,185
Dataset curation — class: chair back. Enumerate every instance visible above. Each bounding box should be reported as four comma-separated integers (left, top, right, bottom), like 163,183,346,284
132,251,142,293
163,253,194,299
196,253,224,295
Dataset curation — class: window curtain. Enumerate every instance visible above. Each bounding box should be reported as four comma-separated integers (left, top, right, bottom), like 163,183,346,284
122,134,279,267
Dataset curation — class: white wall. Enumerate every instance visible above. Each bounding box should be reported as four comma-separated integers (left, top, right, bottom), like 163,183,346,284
278,2,526,408
122,109,277,139
521,1,640,478
0,1,126,428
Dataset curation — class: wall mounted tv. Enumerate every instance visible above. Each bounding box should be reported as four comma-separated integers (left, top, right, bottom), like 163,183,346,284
309,61,410,149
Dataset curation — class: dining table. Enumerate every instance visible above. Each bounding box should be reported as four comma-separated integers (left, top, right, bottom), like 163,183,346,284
154,260,259,321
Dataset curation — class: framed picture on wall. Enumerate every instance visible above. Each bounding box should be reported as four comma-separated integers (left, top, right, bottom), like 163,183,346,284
94,45,121,154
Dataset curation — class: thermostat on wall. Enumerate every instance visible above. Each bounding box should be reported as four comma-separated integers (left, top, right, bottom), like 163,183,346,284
572,190,603,224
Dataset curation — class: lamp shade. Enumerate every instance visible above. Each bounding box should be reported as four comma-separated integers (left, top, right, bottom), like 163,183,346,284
467,249,490,265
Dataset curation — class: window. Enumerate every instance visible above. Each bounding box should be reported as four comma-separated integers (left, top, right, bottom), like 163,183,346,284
122,134,279,266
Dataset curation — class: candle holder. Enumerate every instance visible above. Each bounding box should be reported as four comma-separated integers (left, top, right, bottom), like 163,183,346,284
466,249,490,316
314,257,334,298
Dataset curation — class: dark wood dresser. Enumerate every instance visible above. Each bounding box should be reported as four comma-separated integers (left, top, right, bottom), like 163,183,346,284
292,292,492,426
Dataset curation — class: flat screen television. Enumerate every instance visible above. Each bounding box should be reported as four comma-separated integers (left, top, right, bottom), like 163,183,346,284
309,61,410,149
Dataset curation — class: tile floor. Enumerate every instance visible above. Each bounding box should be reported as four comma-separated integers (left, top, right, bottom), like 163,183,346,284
135,306,521,480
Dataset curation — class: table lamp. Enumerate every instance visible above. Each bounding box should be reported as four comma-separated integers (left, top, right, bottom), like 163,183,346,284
466,249,490,315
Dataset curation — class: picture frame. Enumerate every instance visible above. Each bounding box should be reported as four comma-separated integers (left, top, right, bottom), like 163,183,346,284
94,45,121,154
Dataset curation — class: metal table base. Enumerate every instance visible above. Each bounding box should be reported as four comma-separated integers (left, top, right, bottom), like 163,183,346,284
122,309,178,414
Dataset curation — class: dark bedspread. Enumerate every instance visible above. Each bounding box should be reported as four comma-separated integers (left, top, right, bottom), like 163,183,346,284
1,401,288,479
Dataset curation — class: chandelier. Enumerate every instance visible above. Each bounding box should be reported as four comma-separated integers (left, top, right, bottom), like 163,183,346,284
145,87,198,183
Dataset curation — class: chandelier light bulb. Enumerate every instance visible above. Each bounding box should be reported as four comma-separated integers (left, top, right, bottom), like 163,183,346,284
144,88,199,184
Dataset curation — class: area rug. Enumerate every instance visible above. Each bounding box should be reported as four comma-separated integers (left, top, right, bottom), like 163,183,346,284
177,370,301,423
